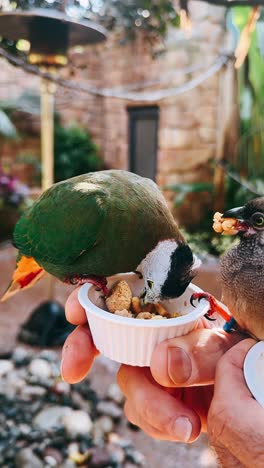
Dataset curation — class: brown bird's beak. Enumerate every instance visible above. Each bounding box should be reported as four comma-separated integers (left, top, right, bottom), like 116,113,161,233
222,206,250,233
222,206,244,220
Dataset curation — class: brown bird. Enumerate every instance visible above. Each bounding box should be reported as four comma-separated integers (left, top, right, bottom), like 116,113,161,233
191,197,264,340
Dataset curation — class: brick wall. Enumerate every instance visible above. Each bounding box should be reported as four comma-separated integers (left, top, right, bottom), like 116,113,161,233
0,2,236,223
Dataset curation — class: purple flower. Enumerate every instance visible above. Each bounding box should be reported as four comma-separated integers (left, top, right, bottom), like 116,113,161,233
0,170,29,209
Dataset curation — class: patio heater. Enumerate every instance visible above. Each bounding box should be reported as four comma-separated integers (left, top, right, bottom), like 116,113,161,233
0,9,106,332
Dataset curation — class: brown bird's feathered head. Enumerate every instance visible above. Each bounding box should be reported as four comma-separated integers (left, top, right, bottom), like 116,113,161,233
222,197,264,238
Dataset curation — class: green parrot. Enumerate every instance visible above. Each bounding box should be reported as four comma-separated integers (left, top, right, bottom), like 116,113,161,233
1,170,200,303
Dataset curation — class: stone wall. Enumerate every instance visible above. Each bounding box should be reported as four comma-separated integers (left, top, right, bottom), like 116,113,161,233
0,2,236,224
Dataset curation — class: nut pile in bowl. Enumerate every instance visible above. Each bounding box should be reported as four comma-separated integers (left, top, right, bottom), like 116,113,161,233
213,212,238,235
105,280,181,319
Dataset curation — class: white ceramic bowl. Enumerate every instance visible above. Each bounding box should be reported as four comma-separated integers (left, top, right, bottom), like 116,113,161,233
78,272,210,366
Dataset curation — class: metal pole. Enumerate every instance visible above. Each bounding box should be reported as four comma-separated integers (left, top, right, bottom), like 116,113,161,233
40,76,56,298
40,77,56,190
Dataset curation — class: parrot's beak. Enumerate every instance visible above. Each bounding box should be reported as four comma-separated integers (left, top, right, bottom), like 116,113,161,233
222,206,250,233
222,206,244,220
140,288,148,304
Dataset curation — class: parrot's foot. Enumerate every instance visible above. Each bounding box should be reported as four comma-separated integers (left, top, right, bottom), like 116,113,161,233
67,275,109,296
190,292,231,322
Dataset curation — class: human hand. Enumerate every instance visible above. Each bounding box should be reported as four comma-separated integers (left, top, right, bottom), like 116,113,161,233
61,288,247,446
118,327,243,442
207,338,264,468
61,287,99,383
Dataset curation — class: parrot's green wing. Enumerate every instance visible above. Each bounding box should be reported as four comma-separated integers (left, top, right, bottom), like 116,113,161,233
14,177,108,265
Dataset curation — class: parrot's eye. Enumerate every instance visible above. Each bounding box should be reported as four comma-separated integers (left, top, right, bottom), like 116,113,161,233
252,213,264,227
147,279,154,289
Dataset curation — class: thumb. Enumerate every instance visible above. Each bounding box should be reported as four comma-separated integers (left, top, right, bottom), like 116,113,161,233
208,339,264,467
150,328,243,387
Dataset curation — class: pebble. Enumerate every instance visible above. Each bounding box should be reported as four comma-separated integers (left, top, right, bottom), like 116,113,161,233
107,442,125,464
67,442,80,455
15,447,44,468
21,385,47,398
44,447,63,466
12,347,32,366
92,416,114,444
61,460,76,468
34,406,72,430
0,359,14,377
106,383,125,405
97,401,123,420
52,381,71,395
62,409,93,437
37,350,58,362
29,358,52,379
71,390,91,412
0,347,145,466
126,447,146,466
89,447,112,467
19,424,32,435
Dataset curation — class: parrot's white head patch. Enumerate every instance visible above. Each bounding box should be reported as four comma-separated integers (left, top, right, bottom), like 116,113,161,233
136,239,179,303
137,239,200,303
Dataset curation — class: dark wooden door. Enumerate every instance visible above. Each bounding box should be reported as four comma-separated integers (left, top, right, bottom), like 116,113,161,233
128,106,159,180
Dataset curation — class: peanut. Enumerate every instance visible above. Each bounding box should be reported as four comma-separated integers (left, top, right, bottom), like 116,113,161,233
213,212,238,236
114,309,133,318
170,312,181,318
131,296,142,314
106,280,132,313
136,312,153,320
153,302,169,317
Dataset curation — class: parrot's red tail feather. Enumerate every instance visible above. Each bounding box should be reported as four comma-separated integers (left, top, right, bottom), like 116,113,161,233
1,256,45,302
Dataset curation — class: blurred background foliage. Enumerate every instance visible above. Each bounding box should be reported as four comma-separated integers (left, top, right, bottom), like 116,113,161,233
54,117,103,182
234,6,264,182
0,91,103,183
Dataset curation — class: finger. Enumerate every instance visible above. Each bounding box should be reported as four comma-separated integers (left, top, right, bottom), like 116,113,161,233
117,365,201,442
183,385,214,432
124,401,189,442
61,324,99,383
65,287,87,325
150,328,243,388
208,339,264,467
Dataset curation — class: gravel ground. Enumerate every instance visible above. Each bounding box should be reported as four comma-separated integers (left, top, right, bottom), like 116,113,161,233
0,244,220,467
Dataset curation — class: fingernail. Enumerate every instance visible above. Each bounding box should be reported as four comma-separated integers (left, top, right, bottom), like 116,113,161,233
168,347,192,384
173,416,192,442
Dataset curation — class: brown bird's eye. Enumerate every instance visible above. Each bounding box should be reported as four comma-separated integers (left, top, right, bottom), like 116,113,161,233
252,213,264,227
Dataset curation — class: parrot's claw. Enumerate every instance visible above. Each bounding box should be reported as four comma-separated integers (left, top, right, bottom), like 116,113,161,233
204,313,216,322
66,275,109,296
190,292,217,321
